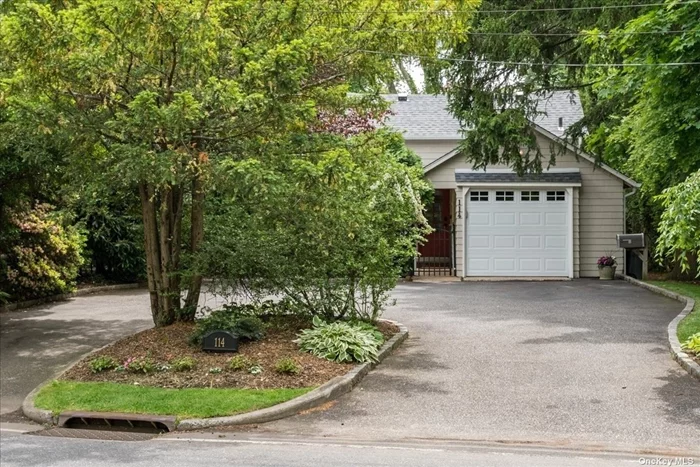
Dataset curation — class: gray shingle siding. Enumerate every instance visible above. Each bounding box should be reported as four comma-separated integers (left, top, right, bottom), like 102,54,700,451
384,92,584,140
455,172,583,184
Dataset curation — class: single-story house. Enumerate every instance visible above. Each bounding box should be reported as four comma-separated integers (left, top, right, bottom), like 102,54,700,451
384,93,640,279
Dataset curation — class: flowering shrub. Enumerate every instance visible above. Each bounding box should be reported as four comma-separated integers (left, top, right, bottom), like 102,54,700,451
597,255,617,268
2,203,85,301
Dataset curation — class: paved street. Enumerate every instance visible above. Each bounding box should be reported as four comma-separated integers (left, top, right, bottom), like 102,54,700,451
0,430,687,467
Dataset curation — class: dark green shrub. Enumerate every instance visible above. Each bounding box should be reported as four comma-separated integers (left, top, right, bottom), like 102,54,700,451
1,203,85,301
228,355,254,371
274,357,301,375
89,356,118,373
170,357,196,372
124,357,156,374
76,192,145,283
295,316,383,363
190,309,265,345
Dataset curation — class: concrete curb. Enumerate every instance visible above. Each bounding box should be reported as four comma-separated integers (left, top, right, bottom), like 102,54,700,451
22,320,409,431
619,275,700,382
2,283,143,313
176,320,409,431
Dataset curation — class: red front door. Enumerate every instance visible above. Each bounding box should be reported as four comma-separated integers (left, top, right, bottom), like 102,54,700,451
418,189,452,260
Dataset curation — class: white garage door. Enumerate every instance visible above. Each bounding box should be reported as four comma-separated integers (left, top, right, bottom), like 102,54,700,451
466,189,569,276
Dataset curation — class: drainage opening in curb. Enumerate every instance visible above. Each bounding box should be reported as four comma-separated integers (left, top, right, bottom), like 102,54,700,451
62,416,169,433
58,411,176,434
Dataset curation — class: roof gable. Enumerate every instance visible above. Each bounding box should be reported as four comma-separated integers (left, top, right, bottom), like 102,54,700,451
423,124,639,189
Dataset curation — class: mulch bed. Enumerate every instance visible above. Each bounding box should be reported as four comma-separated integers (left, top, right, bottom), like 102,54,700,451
62,320,398,390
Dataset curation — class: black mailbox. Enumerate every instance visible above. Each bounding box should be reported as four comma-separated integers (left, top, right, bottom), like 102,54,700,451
616,233,645,249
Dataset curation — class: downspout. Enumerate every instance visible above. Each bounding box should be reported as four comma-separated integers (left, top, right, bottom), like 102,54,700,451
623,186,638,235
623,186,638,275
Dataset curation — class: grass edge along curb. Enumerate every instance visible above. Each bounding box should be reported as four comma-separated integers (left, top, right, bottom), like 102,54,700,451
177,319,409,430
619,275,700,382
34,381,313,420
22,320,409,429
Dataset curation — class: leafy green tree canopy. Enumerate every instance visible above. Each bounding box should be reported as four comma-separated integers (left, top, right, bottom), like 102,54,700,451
1,0,471,325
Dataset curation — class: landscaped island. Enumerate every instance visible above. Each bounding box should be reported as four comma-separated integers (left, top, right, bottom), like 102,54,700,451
35,305,398,419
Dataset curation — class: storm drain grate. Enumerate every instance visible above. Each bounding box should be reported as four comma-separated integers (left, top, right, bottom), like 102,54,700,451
30,428,157,441
58,411,176,433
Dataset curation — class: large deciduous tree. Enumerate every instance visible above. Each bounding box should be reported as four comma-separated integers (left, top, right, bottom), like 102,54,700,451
1,0,472,326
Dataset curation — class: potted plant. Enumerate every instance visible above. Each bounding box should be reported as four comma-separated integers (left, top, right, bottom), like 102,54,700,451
597,255,617,280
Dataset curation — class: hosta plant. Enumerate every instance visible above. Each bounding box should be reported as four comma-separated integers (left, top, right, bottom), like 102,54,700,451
295,317,383,364
681,333,700,355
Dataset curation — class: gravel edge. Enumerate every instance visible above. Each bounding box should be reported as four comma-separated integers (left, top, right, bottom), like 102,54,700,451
22,320,409,430
176,320,408,430
2,283,142,313
619,275,700,382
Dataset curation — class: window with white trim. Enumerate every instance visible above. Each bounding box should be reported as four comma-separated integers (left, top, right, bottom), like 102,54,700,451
495,190,514,201
521,191,540,201
546,190,566,201
470,191,489,202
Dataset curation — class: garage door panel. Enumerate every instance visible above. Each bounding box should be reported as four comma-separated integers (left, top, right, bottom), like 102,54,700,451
519,212,542,226
494,235,516,249
545,235,566,249
494,212,516,225
545,259,567,272
470,212,491,226
469,235,490,249
545,212,567,225
468,258,490,273
466,189,569,277
519,258,543,272
494,258,516,272
519,235,542,249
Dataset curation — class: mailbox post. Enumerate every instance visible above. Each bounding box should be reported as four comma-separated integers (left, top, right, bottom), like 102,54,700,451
616,233,647,280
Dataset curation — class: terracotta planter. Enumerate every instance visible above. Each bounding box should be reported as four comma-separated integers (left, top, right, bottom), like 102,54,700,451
598,265,616,280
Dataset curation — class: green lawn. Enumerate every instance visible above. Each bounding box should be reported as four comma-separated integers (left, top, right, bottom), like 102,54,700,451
35,381,312,419
647,281,700,343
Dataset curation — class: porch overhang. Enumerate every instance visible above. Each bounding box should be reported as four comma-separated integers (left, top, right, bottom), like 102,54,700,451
455,169,582,187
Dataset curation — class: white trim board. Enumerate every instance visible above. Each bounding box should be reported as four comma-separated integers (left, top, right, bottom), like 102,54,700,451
455,168,580,174
456,182,582,188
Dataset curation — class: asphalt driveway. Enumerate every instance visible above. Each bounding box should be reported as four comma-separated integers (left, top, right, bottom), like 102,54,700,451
260,280,700,451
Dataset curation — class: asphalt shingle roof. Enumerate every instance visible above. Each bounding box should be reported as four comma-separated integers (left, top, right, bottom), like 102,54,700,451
384,92,584,140
454,171,583,184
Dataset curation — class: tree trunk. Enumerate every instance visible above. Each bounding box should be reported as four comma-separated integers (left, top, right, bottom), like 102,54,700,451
183,175,205,319
139,182,182,327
